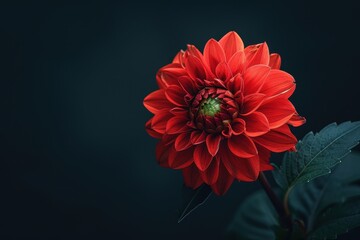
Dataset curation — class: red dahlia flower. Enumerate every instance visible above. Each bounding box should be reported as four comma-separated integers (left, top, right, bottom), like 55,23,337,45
144,31,305,195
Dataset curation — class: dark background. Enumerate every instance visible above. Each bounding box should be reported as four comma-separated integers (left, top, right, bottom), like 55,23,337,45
1,1,360,239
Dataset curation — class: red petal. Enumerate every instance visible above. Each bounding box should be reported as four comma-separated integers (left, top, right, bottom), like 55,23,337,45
231,118,245,135
253,124,297,152
145,118,162,138
187,44,204,60
243,112,270,137
222,121,233,138
228,134,258,158
182,164,204,189
256,144,273,171
161,134,177,146
224,156,259,181
288,112,306,127
178,76,197,95
244,44,260,60
143,89,173,114
157,63,187,87
172,50,185,65
175,132,193,151
245,42,270,68
203,39,226,74
190,131,207,145
206,134,222,156
166,116,191,134
220,141,259,181
227,73,244,94
269,53,281,69
151,110,173,134
215,62,233,81
168,146,194,169
165,85,186,106
170,107,188,116
210,162,234,195
258,98,295,129
219,31,244,61
155,141,171,168
185,54,207,80
228,51,246,75
200,157,220,185
241,93,266,116
243,65,271,96
261,69,295,99
193,143,213,171
187,45,215,80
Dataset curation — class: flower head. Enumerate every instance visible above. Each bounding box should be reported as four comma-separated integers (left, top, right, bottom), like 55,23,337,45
144,31,305,195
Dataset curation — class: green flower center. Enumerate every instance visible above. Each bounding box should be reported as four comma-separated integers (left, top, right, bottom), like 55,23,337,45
199,98,221,116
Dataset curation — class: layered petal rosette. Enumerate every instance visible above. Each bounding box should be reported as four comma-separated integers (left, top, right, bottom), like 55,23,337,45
144,31,305,195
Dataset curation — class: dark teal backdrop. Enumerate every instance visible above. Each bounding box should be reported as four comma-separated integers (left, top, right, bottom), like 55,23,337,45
1,1,359,239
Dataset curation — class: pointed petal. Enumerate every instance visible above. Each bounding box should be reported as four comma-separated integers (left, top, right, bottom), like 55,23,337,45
253,124,297,152
243,112,270,137
215,62,233,81
145,118,163,138
269,53,281,69
151,110,173,134
178,76,197,95
193,143,213,171
231,118,245,135
166,116,191,134
187,45,215,80
206,134,222,156
200,157,220,185
227,73,244,94
220,141,259,181
165,85,187,106
228,134,258,158
256,144,273,171
244,44,260,59
161,134,177,146
143,89,173,114
261,69,295,98
258,98,295,129
243,65,271,96
170,107,188,116
221,121,233,138
203,39,226,74
157,63,187,87
288,112,306,127
219,31,244,60
245,42,270,68
175,132,193,151
241,93,266,116
168,146,194,169
185,54,207,80
210,162,234,195
187,44,204,60
172,50,185,65
228,51,246,75
155,141,172,168
190,131,207,145
182,164,204,189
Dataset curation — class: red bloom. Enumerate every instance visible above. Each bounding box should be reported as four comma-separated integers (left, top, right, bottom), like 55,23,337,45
144,31,305,195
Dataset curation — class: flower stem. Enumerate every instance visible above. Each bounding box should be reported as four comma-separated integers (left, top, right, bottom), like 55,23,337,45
258,172,292,231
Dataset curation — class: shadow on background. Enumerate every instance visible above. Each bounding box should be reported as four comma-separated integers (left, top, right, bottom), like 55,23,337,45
1,1,359,239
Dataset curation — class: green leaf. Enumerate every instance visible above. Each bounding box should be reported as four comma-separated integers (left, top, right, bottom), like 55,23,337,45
177,184,212,223
308,197,360,239
226,191,280,240
288,152,360,239
281,121,360,188
271,163,287,190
